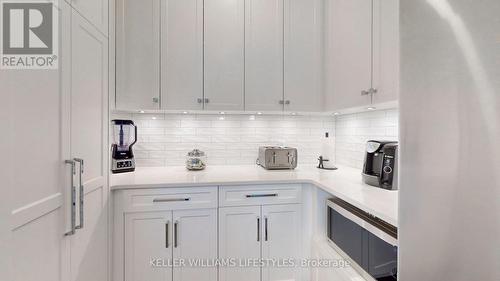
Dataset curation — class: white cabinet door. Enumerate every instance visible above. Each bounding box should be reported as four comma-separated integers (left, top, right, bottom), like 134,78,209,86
245,0,284,111
173,209,217,281
116,0,161,110
71,0,108,35
325,0,372,111
204,0,245,111
284,0,323,112
161,0,204,110
2,2,71,281
219,206,261,281
372,0,399,104
262,204,302,281
70,10,109,281
125,212,173,281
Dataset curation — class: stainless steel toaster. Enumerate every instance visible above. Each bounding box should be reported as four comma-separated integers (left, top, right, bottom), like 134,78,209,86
257,146,298,170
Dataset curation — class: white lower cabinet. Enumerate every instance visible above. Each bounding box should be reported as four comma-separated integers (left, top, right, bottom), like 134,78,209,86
173,209,218,281
124,209,217,281
219,204,302,281
116,185,302,281
125,212,173,281
219,206,262,281
261,204,302,281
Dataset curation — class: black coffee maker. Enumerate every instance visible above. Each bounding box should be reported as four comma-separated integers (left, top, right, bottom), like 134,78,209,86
362,140,398,190
111,120,137,173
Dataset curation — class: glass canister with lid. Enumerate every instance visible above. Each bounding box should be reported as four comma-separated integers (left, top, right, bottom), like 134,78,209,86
186,149,207,170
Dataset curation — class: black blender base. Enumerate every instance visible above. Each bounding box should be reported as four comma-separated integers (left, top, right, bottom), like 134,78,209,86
112,168,135,174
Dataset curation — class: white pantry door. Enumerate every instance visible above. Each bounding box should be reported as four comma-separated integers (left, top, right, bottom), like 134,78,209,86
70,0,108,34
1,2,71,281
261,204,302,281
219,206,262,281
69,10,109,281
172,209,218,281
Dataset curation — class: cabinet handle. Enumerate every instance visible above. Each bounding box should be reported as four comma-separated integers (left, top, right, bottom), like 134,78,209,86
361,88,378,96
152,97,159,103
246,193,278,198
64,160,76,236
74,158,84,230
153,198,190,203
197,98,203,104
285,100,290,105
265,217,268,241
165,221,170,248
279,100,284,105
204,98,210,104
174,221,179,248
257,217,260,242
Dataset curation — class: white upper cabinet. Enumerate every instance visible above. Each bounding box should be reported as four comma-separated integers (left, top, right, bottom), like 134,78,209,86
161,0,204,110
245,0,284,112
325,0,399,111
372,0,399,105
70,0,108,35
204,0,245,111
284,0,324,112
325,0,373,110
116,0,161,110
114,0,398,113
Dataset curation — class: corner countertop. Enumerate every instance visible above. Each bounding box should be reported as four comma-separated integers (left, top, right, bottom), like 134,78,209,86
110,164,398,226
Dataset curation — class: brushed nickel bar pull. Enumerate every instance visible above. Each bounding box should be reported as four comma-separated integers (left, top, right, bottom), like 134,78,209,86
246,194,278,198
165,221,170,248
174,221,179,248
153,198,191,203
257,217,260,242
64,160,76,236
265,217,268,241
74,158,84,230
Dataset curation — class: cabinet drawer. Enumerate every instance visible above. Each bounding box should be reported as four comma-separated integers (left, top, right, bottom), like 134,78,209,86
219,184,301,207
119,186,218,212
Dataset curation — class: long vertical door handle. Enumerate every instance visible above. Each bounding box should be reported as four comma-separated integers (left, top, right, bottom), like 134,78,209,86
257,217,261,242
165,221,170,248
64,160,76,236
174,221,179,248
264,217,268,241
74,158,84,230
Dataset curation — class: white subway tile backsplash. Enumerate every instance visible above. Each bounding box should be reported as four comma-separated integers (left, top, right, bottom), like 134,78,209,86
334,109,399,169
113,113,335,167
180,120,212,128
212,120,242,128
135,159,166,167
149,120,181,128
138,128,165,135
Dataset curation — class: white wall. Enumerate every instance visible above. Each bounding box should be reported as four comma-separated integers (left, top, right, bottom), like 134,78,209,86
112,113,335,167
400,0,500,280
334,109,399,169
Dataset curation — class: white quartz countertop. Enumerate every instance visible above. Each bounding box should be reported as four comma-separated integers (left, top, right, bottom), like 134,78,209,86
110,164,398,226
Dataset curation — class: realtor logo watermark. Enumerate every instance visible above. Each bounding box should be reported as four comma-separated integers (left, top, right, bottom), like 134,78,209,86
1,0,58,69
